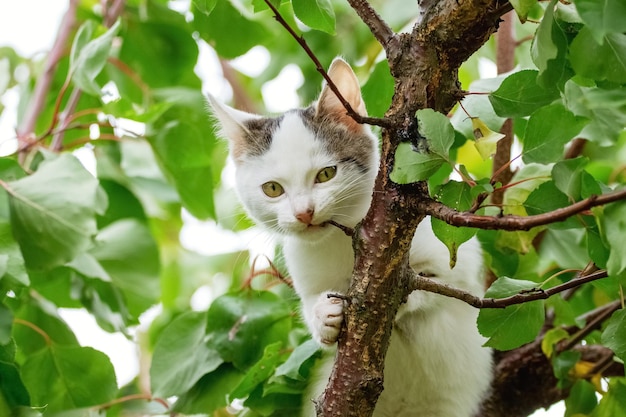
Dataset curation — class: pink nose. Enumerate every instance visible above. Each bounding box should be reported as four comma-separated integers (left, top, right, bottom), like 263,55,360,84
296,209,314,225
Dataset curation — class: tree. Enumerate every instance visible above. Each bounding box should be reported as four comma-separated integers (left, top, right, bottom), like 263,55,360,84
1,0,625,416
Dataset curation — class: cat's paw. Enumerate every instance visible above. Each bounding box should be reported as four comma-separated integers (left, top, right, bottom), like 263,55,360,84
312,293,344,346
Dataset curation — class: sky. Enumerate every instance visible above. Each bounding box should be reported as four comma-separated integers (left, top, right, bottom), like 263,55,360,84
0,1,566,415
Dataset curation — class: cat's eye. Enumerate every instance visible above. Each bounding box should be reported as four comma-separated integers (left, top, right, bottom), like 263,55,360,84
315,166,337,183
262,181,284,198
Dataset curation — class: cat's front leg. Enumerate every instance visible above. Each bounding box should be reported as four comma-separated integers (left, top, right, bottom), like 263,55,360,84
311,292,344,346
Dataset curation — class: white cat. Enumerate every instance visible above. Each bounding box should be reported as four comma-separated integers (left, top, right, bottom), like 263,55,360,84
208,58,492,417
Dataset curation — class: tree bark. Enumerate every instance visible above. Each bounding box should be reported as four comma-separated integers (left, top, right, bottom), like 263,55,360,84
319,1,511,416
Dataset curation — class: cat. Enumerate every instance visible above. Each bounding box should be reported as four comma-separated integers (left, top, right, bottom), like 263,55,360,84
208,58,492,417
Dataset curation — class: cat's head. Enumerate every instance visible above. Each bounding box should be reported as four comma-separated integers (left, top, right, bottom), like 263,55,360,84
208,58,379,240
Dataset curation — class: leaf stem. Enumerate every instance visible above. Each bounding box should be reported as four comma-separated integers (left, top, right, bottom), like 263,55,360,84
13,318,52,345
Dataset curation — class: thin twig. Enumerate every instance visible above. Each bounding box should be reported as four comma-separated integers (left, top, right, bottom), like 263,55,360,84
262,0,391,129
328,220,355,237
410,269,609,309
559,300,621,352
421,188,626,231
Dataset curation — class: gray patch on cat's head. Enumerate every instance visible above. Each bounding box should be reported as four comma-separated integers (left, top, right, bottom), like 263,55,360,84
298,106,376,173
240,115,284,158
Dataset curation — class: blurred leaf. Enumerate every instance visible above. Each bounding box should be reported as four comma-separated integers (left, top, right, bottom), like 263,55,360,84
390,143,446,184
477,277,545,350
541,327,569,358
148,120,216,219
563,81,626,145
431,181,476,268
603,201,626,277
173,364,243,414
20,345,117,413
510,0,538,21
0,341,30,409
151,311,223,397
361,60,394,118
206,291,292,370
489,70,559,118
565,380,598,417
552,350,581,388
573,0,626,43
524,181,580,229
230,341,283,400
471,117,505,160
275,339,320,380
193,0,217,14
0,303,12,345
292,0,336,34
570,28,626,84
592,378,626,417
70,20,120,95
0,220,28,286
602,308,626,363
89,219,160,318
522,104,587,164
6,154,106,271
193,0,271,59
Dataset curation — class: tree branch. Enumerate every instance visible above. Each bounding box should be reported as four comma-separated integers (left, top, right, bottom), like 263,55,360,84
345,0,394,48
262,0,391,128
409,269,609,309
16,0,79,150
421,188,626,231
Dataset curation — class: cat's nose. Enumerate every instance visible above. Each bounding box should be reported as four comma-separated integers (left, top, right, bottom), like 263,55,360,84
296,209,315,225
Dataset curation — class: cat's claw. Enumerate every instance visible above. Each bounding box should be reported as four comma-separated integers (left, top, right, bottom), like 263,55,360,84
313,293,344,345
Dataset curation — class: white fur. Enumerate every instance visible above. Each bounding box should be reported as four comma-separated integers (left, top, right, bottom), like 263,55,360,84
209,58,492,417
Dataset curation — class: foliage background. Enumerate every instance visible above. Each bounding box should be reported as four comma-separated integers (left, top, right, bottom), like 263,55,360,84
0,0,625,416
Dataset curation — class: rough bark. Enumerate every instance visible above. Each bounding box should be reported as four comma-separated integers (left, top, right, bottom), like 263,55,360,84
319,1,511,416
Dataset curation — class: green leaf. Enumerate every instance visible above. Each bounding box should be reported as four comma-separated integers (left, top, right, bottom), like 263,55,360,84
192,0,217,14
70,20,121,95
592,378,626,417
417,108,455,158
477,277,545,350
602,309,626,363
230,341,283,400
531,0,571,88
524,181,579,229
6,154,106,271
573,0,626,43
390,143,446,184
510,0,538,21
206,291,292,370
0,341,30,409
603,201,626,277
89,219,160,318
431,181,477,268
489,70,559,118
0,220,28,286
275,339,320,380
522,104,587,164
570,28,626,84
563,81,626,145
292,0,336,34
566,380,598,417
20,345,117,412
0,303,12,345
552,350,581,388
361,60,394,118
149,120,216,219
193,0,271,59
173,364,244,414
151,311,223,397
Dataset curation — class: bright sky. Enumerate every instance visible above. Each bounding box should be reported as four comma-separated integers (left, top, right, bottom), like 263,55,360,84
0,1,566,415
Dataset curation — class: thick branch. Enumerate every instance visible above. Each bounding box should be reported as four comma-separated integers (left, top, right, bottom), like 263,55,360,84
345,0,394,48
421,188,626,231
409,269,609,309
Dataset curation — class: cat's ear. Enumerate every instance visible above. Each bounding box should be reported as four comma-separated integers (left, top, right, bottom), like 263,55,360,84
207,94,261,161
316,58,367,129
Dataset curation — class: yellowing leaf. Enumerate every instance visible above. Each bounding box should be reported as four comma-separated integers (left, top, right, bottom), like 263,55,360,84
471,117,505,160
571,360,605,393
